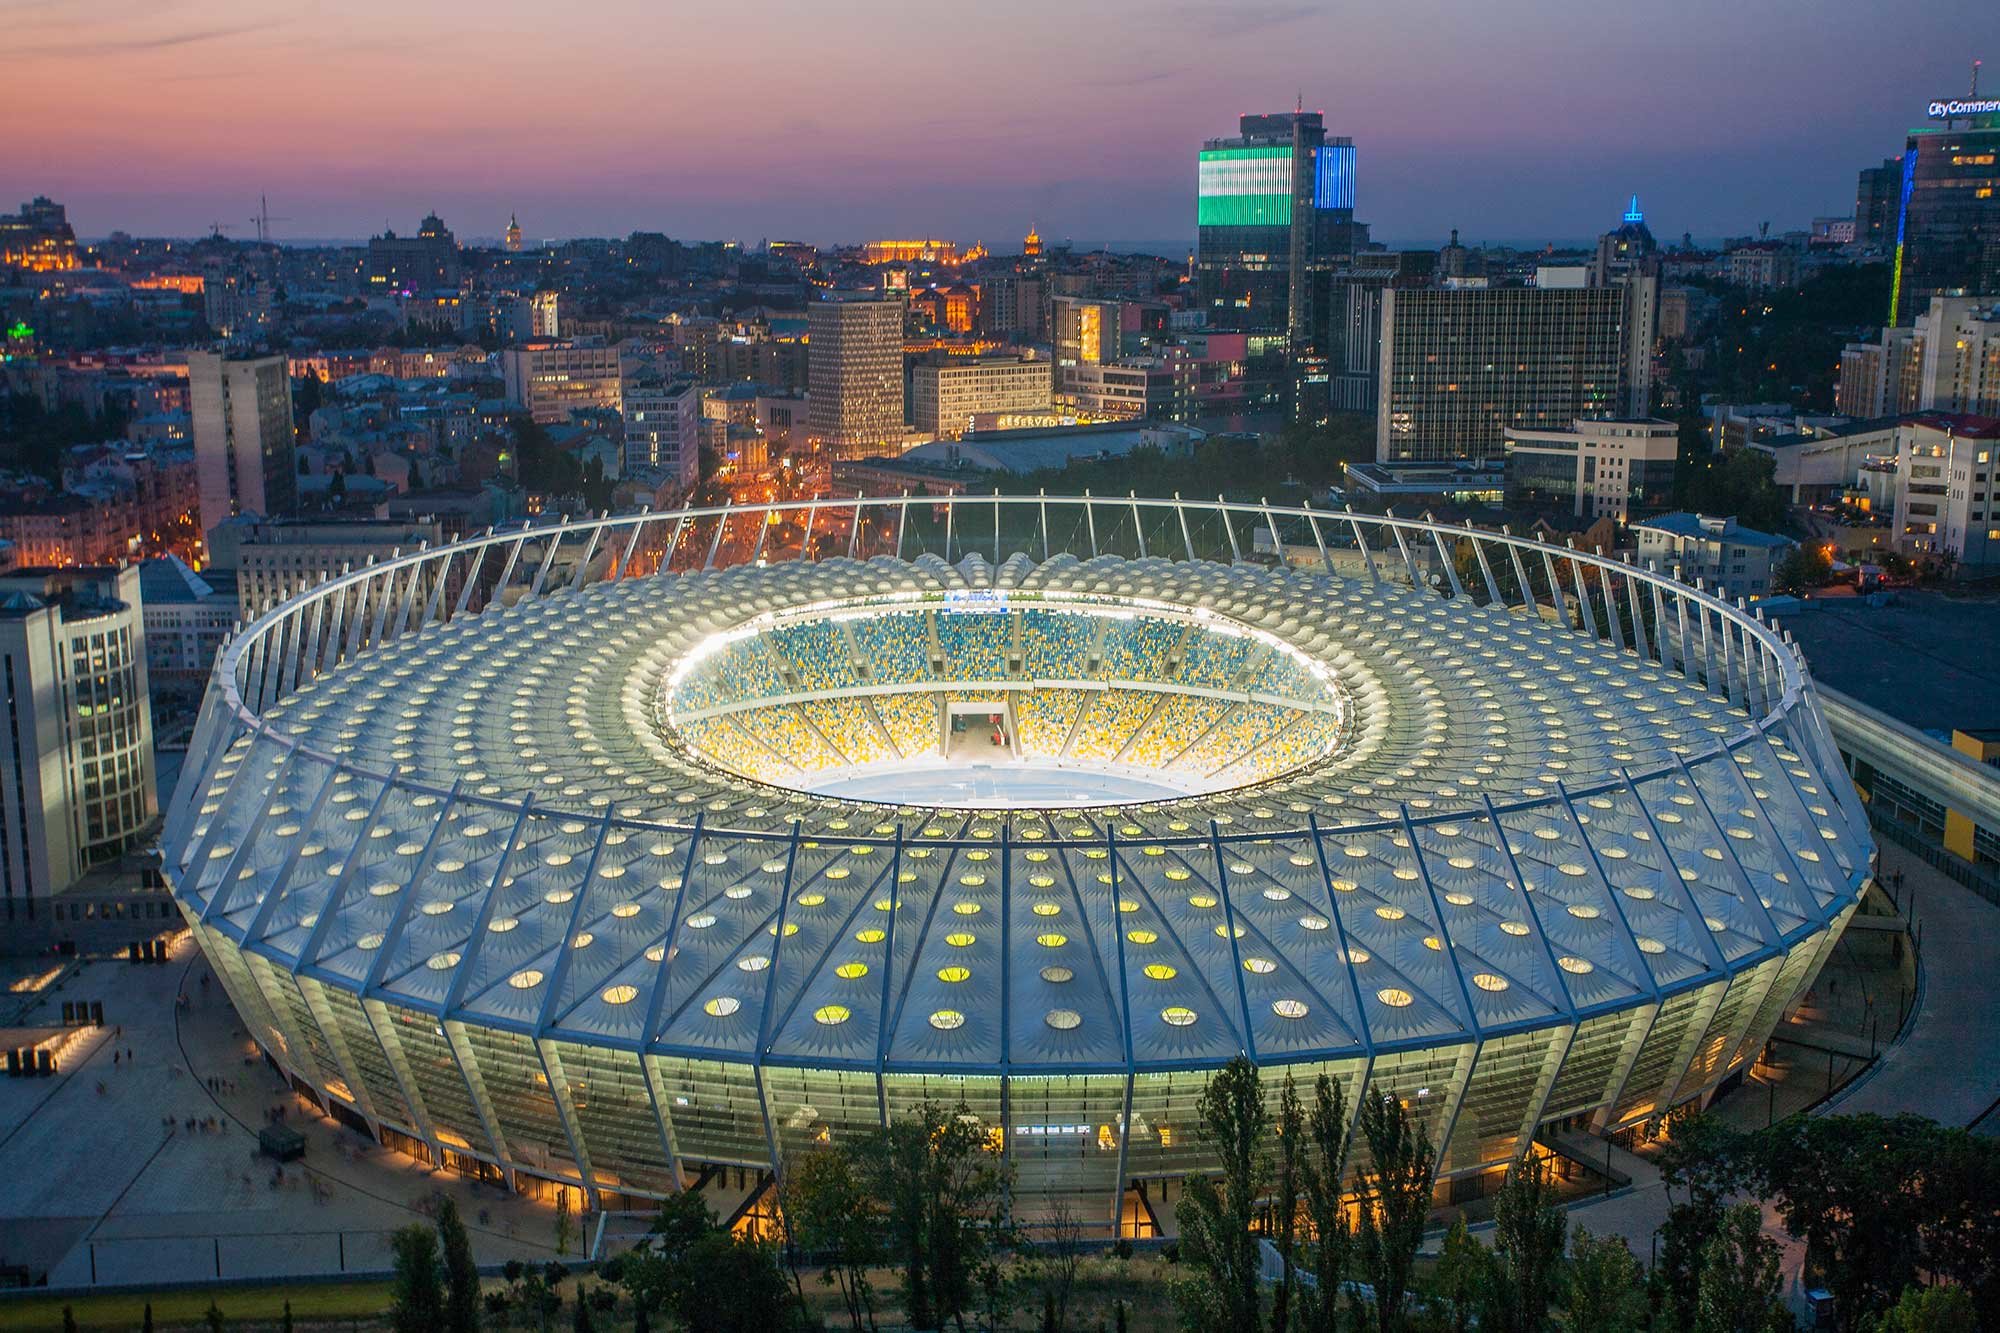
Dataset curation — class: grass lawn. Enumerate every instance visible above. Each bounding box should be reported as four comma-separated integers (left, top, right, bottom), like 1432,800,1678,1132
0,1280,394,1331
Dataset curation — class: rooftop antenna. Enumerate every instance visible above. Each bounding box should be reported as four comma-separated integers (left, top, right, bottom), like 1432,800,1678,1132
1973,58,1983,98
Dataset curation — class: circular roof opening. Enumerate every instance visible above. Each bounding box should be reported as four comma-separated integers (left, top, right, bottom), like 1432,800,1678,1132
661,596,1348,809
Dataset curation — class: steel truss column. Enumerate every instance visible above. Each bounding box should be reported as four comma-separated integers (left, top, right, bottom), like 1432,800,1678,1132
1651,978,1730,1121
1468,528,1502,604
1569,554,1599,636
534,1039,600,1207
455,529,498,616
530,529,564,596
1624,565,1651,661
1306,509,1333,576
1431,527,1465,598
1599,564,1624,650
440,1019,518,1190
295,972,387,1137
570,520,606,590
361,995,449,1167
707,507,732,570
1387,522,1422,588
1514,1023,1576,1163
1346,511,1381,582
1540,551,1569,623
1503,533,1537,615
1588,1000,1662,1134
620,514,650,578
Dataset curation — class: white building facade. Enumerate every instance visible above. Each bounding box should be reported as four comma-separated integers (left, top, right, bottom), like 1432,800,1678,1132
0,565,155,919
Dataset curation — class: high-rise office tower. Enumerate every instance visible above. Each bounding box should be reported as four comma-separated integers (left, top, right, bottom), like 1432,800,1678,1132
188,350,296,538
0,565,155,919
1375,281,1642,463
1887,97,2000,323
1855,158,1906,247
806,292,906,459
1194,110,1368,417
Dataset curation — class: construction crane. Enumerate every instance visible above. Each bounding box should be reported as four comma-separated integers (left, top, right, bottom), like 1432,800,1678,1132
250,195,290,244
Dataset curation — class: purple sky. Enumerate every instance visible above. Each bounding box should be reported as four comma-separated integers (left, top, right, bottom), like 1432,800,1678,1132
3,0,1988,248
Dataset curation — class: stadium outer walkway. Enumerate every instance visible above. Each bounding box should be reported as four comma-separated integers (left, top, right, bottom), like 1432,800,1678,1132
1547,837,2000,1298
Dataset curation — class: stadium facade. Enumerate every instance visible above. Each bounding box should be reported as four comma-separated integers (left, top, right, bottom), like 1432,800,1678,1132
162,497,1871,1231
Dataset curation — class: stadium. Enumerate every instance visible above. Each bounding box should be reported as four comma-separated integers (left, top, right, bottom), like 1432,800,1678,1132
161,496,1871,1234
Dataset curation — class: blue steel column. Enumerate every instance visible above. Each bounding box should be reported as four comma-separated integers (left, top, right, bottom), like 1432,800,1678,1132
1399,805,1485,1170
638,817,706,1190
1306,815,1375,1164
1207,824,1258,1060
873,831,902,1125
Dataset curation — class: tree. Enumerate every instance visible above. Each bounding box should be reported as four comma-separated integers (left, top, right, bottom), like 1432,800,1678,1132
669,1229,793,1333
619,1191,720,1319
1693,1204,1791,1333
1427,1216,1487,1333
630,1299,649,1333
205,1302,225,1333
436,1194,482,1333
1654,1108,1748,1327
1175,1057,1269,1333
389,1222,447,1333
555,1188,574,1257
1747,1112,1932,1323
1027,1198,1085,1333
1562,1227,1647,1332
1269,1073,1305,1333
781,1143,881,1332
1876,1284,1979,1333
1772,544,1832,595
1481,1154,1566,1333
1296,1075,1353,1333
855,1099,1012,1332
1354,1093,1436,1333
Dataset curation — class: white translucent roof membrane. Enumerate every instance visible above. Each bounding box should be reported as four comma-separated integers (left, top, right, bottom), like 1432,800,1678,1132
166,550,1870,1071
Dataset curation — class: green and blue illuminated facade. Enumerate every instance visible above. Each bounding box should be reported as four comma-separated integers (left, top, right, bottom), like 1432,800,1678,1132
1888,100,2000,325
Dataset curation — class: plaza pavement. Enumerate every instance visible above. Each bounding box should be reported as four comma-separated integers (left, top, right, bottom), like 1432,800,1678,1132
0,935,565,1290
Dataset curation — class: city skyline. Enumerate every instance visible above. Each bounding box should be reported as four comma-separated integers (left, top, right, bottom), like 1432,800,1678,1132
3,0,1987,246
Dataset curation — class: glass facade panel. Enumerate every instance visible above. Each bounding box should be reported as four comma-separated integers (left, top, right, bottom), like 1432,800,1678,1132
381,1005,495,1158
552,1040,676,1196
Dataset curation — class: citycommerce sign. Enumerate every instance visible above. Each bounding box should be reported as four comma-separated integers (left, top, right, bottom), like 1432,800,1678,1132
1927,98,2000,118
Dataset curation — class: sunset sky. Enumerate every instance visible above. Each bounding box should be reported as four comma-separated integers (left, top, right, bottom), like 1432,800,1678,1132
3,0,1988,247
